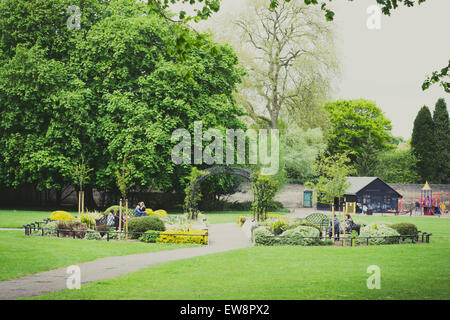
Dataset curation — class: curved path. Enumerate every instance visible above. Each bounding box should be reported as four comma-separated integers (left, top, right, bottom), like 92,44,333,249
0,223,252,300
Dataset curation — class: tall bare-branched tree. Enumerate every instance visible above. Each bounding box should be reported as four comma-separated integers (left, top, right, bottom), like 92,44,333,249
233,0,338,129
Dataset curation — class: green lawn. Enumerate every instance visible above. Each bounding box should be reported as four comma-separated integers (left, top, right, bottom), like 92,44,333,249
26,215,450,300
0,210,66,228
0,231,195,281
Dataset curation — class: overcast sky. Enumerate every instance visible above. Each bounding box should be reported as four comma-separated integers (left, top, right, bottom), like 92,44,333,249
170,0,450,139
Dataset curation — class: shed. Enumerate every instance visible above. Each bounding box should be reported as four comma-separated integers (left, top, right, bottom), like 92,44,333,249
317,177,403,213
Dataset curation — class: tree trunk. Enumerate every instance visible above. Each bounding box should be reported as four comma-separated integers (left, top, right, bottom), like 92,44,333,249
84,186,97,210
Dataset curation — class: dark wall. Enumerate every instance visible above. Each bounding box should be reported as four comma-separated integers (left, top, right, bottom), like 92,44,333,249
356,179,400,213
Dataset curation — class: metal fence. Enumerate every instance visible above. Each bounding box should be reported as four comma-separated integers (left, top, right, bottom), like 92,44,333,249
22,219,209,244
260,232,432,246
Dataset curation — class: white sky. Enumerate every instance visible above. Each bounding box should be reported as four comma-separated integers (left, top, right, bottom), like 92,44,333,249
170,0,450,139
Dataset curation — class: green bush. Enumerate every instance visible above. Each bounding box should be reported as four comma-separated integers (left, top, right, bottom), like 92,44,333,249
104,205,134,217
265,218,289,235
390,223,418,240
253,227,279,246
286,220,322,234
278,226,320,246
139,230,162,243
42,221,58,237
85,231,102,240
127,216,165,239
358,224,400,245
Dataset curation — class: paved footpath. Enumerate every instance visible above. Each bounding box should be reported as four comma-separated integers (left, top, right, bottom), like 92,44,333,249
0,223,252,300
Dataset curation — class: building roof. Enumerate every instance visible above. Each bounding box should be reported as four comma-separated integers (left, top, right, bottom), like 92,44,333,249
345,177,402,197
345,177,379,195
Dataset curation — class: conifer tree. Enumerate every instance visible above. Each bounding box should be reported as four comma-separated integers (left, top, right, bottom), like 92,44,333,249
432,98,450,183
411,106,435,182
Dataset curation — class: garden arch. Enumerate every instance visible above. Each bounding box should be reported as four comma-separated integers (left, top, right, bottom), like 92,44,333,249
185,166,254,219
185,166,278,222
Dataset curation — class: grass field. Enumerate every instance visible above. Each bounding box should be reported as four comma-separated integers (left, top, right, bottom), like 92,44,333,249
25,214,450,300
0,231,195,281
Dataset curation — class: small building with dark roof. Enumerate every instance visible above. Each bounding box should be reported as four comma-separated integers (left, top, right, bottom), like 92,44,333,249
317,177,403,213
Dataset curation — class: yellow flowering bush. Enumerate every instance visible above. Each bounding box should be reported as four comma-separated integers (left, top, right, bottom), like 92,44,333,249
146,209,168,217
157,230,208,245
50,211,73,221
238,216,248,227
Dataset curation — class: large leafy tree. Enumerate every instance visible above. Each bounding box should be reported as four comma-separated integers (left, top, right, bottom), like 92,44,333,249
324,99,393,162
411,106,435,183
432,98,450,184
0,0,245,207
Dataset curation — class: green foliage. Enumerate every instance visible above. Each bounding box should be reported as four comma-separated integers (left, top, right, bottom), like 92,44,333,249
184,167,208,220
282,127,327,183
265,218,289,236
374,149,420,183
253,227,279,246
80,211,103,230
324,99,393,162
70,156,93,192
251,172,279,221
104,205,134,217
278,226,321,246
354,135,380,176
287,220,322,234
432,98,449,184
127,216,166,239
411,106,435,182
42,221,59,237
0,0,246,199
358,224,400,245
138,230,162,243
390,223,419,240
85,231,102,240
307,152,354,205
422,60,449,93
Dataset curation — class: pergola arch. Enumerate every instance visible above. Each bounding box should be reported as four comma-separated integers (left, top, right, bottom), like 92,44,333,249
187,166,254,219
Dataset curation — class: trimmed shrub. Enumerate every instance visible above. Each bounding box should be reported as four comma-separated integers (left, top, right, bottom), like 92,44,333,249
146,209,168,217
253,227,279,246
390,223,418,240
286,220,322,234
358,224,400,245
127,216,165,239
139,230,162,243
104,205,134,217
278,226,320,246
238,216,247,227
50,211,73,221
56,221,88,238
157,230,208,244
85,231,102,240
42,221,58,236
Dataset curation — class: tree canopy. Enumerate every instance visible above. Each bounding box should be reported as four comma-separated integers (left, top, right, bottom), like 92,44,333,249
324,99,393,162
0,0,246,206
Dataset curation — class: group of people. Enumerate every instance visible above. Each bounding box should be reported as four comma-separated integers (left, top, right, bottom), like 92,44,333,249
328,214,360,240
106,209,124,229
104,201,147,230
